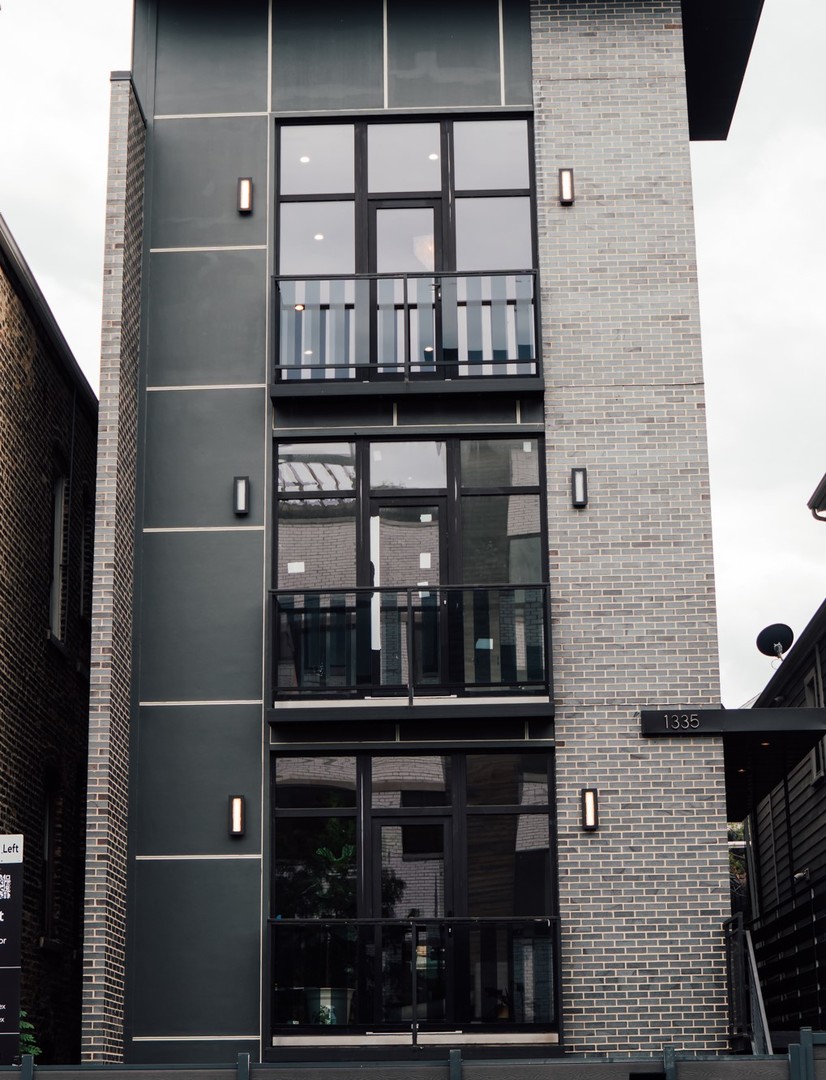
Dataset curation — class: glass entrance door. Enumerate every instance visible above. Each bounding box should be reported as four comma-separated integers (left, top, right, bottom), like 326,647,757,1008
373,818,452,1026
369,502,445,689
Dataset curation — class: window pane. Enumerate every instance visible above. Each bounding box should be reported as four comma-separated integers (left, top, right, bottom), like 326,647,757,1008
372,756,452,808
453,121,529,190
278,498,356,587
467,814,550,917
387,0,500,108
368,124,442,192
278,443,356,492
461,439,539,488
272,0,383,111
281,126,354,195
462,495,541,583
371,442,446,489
274,816,357,918
455,197,532,271
376,209,435,273
467,754,549,805
280,202,354,275
275,756,357,807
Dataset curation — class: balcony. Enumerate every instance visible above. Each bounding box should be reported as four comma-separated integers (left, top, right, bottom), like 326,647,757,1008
272,271,540,392
270,917,560,1045
270,584,551,710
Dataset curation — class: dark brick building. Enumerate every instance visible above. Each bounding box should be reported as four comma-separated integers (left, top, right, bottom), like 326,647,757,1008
0,214,97,1062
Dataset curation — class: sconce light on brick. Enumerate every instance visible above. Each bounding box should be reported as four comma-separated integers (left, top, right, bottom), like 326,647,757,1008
558,168,575,206
237,177,253,214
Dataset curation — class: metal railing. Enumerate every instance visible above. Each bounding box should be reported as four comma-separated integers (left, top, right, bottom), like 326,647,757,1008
269,916,560,1042
273,270,539,382
271,583,550,701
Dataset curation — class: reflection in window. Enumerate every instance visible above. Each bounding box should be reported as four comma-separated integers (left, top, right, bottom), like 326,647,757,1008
274,816,357,918
277,499,356,588
461,439,539,488
456,197,532,272
461,495,541,584
370,442,446,489
281,126,355,195
466,754,548,805
372,756,451,808
467,815,549,917
453,120,529,190
279,202,355,275
368,124,441,192
278,443,356,493
275,757,357,807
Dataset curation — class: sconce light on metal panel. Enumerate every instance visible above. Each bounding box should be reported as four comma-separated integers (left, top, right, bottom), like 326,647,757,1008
238,177,253,214
233,476,250,516
581,788,599,831
229,795,246,837
571,467,588,509
559,168,575,206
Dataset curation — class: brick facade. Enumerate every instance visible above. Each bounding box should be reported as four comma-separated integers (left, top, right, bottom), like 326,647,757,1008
532,0,729,1053
81,74,145,1063
0,217,97,1062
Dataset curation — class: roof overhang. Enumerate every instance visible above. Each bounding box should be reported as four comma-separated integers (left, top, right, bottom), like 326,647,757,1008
681,0,766,141
641,708,826,819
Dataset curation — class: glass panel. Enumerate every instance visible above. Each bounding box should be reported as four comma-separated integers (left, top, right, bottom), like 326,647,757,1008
277,498,356,587
272,0,383,111
278,443,356,492
372,756,452,808
378,924,447,1023
374,505,440,587
368,124,442,192
370,442,446,489
386,0,500,108
378,824,445,918
461,439,539,488
467,814,550,916
275,756,357,807
274,591,363,692
279,202,354,275
455,197,532,271
468,922,553,1024
467,754,549,806
277,278,368,381
376,208,435,273
281,126,354,195
274,816,357,918
461,494,541,583
459,587,546,688
453,121,529,190
272,923,359,1026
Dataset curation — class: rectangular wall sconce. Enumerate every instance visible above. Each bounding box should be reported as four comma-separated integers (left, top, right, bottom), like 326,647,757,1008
233,476,250,516
581,788,599,831
229,796,246,837
559,168,575,206
571,467,588,508
237,177,253,214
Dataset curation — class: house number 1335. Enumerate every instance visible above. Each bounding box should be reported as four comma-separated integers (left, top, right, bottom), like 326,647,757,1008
664,713,700,730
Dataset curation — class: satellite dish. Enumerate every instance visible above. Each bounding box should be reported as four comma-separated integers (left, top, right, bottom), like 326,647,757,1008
756,623,795,658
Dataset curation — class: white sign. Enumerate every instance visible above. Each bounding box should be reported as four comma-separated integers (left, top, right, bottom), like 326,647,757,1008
0,836,23,864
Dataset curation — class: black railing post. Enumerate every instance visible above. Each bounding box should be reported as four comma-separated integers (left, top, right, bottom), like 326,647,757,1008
449,1047,462,1080
406,588,415,705
237,1051,251,1080
403,274,411,381
410,920,419,1046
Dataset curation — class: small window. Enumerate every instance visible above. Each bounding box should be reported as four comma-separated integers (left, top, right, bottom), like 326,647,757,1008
806,668,825,782
79,489,94,619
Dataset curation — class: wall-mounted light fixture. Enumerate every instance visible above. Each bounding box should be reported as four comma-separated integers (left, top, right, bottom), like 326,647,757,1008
559,168,575,206
581,788,599,831
229,796,246,837
237,177,253,214
233,476,250,516
571,467,588,509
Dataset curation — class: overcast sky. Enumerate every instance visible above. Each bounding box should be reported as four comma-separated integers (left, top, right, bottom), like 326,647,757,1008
0,0,823,708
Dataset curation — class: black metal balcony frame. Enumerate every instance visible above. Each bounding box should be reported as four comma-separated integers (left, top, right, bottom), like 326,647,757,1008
271,269,541,385
268,916,561,1045
270,583,552,704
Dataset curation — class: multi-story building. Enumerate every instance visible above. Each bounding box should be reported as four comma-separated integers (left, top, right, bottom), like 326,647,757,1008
0,214,98,1062
86,0,802,1068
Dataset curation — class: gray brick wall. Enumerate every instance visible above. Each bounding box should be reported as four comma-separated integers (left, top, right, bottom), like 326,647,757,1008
82,73,145,1063
531,0,729,1053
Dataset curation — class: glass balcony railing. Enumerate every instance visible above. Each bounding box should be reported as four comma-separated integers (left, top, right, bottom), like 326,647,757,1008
273,271,539,382
271,584,550,700
270,917,560,1039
